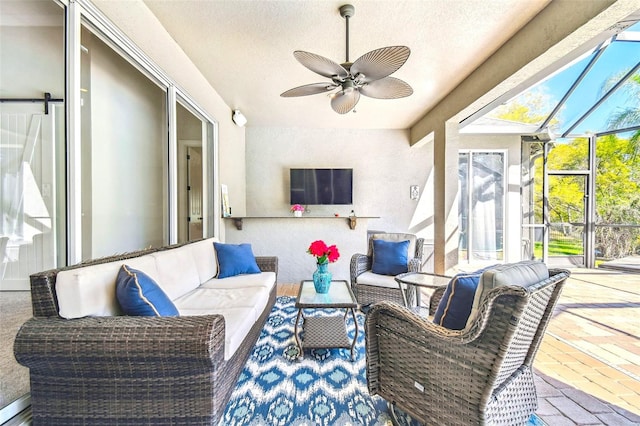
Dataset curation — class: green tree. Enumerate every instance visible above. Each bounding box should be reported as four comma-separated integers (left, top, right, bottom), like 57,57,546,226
598,71,640,256
546,139,588,224
594,134,640,258
496,91,640,258
489,90,556,124
602,72,640,155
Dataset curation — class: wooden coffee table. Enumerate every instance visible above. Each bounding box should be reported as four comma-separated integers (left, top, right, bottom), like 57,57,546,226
294,280,358,361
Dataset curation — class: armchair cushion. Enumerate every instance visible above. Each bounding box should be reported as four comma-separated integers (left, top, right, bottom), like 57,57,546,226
371,239,409,276
433,270,484,330
354,271,400,289
214,242,261,279
468,261,549,327
370,233,416,259
116,265,179,316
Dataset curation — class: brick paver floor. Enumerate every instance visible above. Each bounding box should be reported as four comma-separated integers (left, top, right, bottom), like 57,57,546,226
533,268,640,425
279,268,640,425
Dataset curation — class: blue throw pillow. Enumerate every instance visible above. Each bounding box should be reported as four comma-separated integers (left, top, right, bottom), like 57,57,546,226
214,242,261,279
433,266,496,330
116,265,179,316
371,239,410,276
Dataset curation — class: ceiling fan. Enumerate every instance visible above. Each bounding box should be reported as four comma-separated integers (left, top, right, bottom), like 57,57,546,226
280,4,413,114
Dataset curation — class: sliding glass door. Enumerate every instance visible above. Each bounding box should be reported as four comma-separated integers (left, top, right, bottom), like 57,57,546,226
79,26,168,259
0,0,66,418
177,101,209,243
0,1,219,420
0,1,66,288
458,151,506,264
0,103,65,289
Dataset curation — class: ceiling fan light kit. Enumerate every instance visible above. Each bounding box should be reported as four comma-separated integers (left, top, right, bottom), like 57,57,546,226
280,4,413,114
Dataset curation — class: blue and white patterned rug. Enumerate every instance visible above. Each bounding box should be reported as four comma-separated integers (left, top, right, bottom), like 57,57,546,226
221,296,546,425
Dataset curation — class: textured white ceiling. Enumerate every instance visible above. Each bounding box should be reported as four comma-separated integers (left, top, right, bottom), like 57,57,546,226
146,1,552,129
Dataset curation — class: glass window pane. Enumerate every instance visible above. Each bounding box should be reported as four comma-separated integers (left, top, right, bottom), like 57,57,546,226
572,68,640,135
555,41,640,135
459,152,505,263
0,0,66,413
1,0,66,286
473,21,640,138
470,153,504,261
81,27,167,258
177,102,205,243
458,152,469,261
521,141,544,225
488,53,596,128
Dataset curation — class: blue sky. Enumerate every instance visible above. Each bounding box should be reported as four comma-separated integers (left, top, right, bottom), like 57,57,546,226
488,21,640,137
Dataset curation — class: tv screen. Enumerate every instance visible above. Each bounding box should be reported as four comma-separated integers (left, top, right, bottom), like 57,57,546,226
290,168,353,205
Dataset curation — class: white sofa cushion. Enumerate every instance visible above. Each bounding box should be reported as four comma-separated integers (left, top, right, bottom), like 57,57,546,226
56,255,158,319
174,286,271,315
218,307,259,361
355,271,400,289
151,246,201,300
189,238,219,283
200,272,276,290
174,286,271,359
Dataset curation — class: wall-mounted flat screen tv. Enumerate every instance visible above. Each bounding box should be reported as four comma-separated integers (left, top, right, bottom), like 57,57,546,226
290,168,353,205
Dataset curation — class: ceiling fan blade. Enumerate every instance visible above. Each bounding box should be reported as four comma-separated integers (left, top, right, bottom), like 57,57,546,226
280,82,337,97
293,51,349,79
359,77,413,99
330,89,360,114
351,46,411,82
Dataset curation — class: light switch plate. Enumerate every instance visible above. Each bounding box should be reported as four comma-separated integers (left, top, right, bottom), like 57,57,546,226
410,185,419,200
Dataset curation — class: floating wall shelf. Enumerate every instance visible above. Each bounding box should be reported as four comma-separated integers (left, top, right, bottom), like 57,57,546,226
224,216,379,231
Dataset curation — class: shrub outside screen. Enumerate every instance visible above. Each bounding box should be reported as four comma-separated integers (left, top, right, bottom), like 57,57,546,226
290,168,353,205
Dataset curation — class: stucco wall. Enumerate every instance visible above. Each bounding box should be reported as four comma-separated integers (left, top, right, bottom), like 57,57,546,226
229,126,434,282
245,127,434,234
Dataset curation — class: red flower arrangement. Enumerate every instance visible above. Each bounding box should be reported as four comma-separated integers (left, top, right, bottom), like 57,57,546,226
307,240,340,265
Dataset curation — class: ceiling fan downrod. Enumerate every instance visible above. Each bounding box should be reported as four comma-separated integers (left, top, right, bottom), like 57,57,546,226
339,4,355,64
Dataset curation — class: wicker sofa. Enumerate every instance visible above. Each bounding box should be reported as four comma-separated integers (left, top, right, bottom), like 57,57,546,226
366,261,570,425
14,238,278,425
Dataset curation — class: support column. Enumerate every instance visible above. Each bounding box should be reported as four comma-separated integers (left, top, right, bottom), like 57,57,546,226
433,122,460,274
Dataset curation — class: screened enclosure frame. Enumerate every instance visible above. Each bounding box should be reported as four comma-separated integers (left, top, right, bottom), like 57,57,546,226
521,128,640,269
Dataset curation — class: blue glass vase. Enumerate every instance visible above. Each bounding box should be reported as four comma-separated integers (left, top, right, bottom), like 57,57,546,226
313,262,332,294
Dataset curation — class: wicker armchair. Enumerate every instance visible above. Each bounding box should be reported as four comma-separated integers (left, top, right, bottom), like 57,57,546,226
350,233,424,306
366,262,570,425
